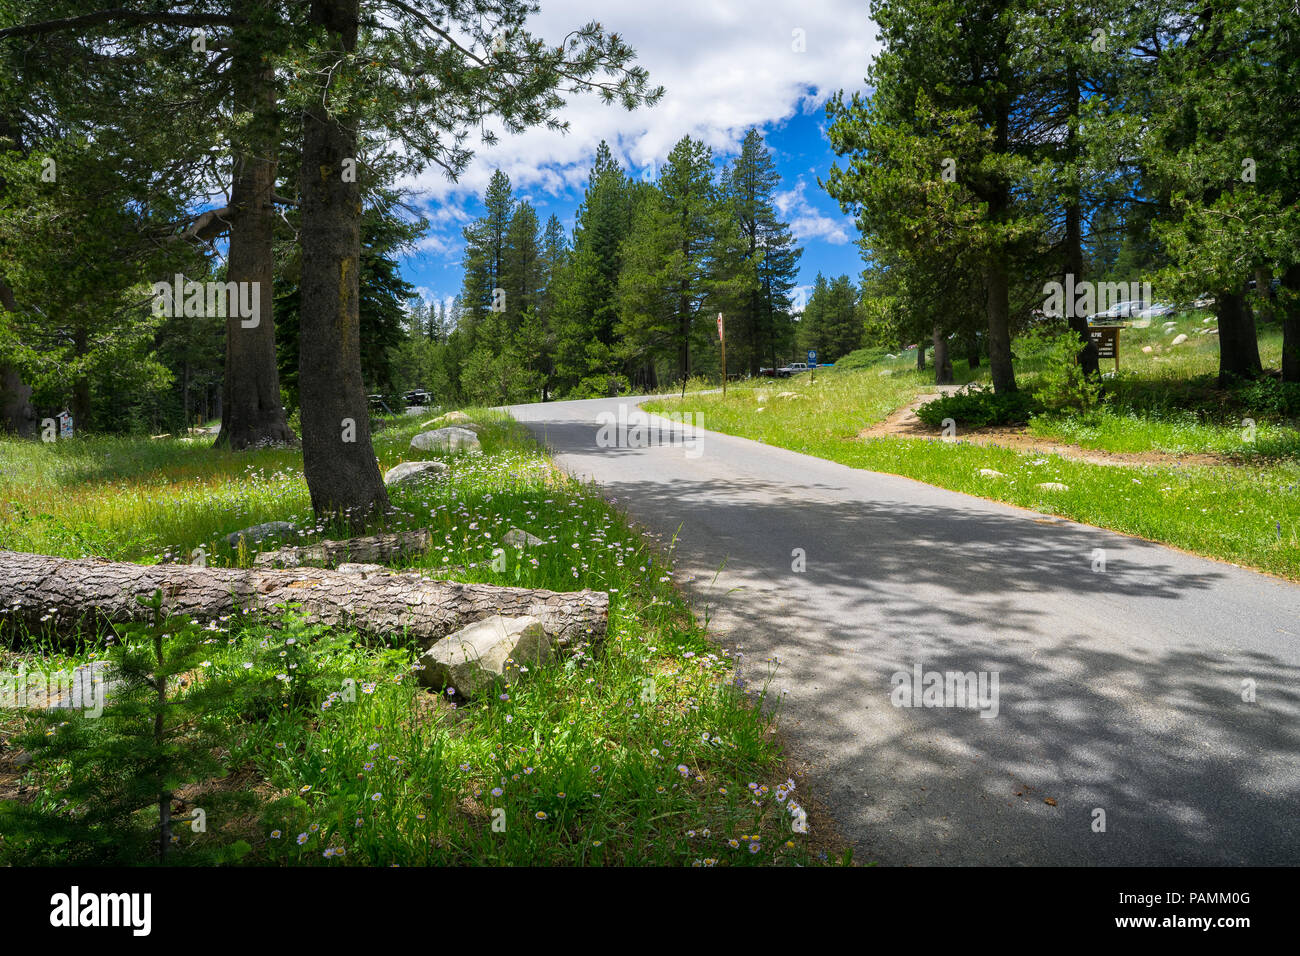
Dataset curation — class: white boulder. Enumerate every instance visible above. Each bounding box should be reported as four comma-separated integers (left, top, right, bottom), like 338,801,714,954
418,615,554,697
411,426,481,453
385,459,450,487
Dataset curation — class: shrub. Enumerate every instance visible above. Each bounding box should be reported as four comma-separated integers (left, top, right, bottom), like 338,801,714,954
1234,377,1300,419
916,384,1038,428
1017,325,1105,413
568,373,632,399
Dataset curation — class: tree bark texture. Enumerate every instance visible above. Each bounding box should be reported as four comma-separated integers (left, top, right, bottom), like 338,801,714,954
0,550,609,649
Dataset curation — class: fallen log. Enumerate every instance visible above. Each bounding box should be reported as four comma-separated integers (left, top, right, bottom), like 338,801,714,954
253,529,432,569
0,550,608,649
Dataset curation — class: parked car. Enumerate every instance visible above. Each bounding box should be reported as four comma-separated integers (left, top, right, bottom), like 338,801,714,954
1135,303,1175,319
1089,299,1147,321
404,388,434,406
776,362,810,378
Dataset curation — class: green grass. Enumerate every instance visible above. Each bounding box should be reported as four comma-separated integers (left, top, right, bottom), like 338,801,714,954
1020,316,1299,458
0,414,825,866
1027,407,1300,458
645,332,1300,581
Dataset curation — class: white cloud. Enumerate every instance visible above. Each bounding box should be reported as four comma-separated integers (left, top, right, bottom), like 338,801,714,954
774,179,853,245
399,2,878,219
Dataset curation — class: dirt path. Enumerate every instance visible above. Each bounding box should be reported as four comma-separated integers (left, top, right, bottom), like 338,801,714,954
856,389,1228,467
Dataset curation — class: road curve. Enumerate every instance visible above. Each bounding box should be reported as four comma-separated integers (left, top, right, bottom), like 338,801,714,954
509,395,1300,865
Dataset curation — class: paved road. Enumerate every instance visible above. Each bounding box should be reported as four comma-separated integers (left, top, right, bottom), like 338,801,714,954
509,396,1300,865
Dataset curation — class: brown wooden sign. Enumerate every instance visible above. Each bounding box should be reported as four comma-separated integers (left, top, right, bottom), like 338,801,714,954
1088,325,1120,361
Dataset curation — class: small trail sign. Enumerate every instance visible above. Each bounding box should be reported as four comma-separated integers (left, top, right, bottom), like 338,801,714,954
718,313,726,397
1087,325,1123,372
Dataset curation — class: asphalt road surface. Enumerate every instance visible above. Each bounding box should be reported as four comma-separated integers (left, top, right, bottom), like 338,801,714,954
509,395,1300,865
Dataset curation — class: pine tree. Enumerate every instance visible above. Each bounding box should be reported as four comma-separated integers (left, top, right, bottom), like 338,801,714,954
553,142,637,393
617,136,716,385
720,129,802,374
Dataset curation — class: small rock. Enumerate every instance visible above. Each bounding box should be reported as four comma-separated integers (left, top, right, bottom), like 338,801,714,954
776,391,800,400
1142,346,1153,353
418,615,554,697
1171,333,1188,346
438,410,473,425
410,426,481,453
503,528,545,548
1206,328,1218,335
384,459,450,487
1037,482,1070,492
226,521,297,550
978,468,1004,478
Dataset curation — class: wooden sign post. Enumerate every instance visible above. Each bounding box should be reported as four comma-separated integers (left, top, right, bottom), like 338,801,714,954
718,313,726,397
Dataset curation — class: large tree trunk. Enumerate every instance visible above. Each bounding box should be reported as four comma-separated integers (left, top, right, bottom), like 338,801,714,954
1216,286,1263,386
1063,63,1100,379
71,324,91,426
984,258,1017,393
297,0,388,530
0,132,37,439
215,0,295,451
0,550,609,649
0,363,37,437
931,324,953,385
1282,265,1300,383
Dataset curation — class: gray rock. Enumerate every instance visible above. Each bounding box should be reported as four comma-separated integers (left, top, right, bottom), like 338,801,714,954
226,521,297,550
1171,333,1188,346
384,459,450,487
410,426,481,453
1037,482,1070,492
502,527,545,548
418,615,554,697
978,468,1004,478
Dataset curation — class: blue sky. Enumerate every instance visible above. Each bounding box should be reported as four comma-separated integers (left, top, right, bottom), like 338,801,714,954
394,0,879,313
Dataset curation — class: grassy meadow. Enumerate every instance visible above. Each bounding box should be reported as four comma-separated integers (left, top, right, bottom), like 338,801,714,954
0,414,829,866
